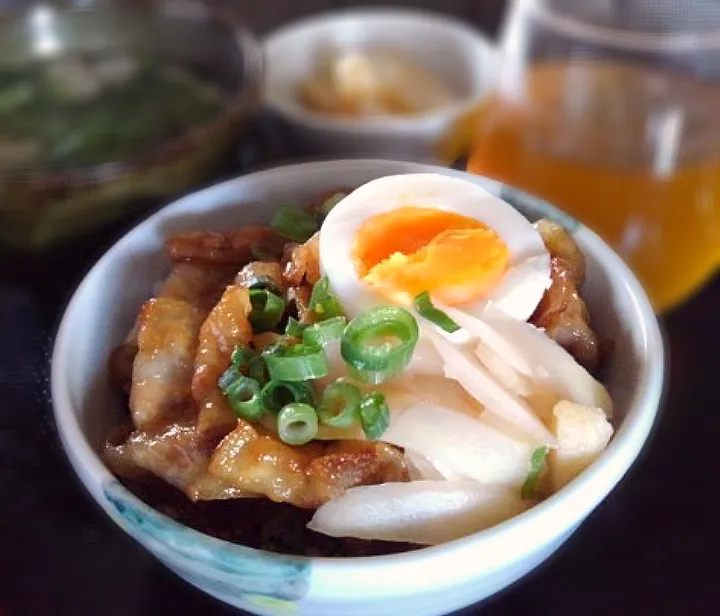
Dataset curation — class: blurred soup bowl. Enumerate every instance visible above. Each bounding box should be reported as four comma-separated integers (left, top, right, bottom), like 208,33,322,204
0,0,261,250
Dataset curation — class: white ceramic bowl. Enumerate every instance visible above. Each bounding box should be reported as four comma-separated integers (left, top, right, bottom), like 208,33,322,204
262,9,497,160
52,160,664,616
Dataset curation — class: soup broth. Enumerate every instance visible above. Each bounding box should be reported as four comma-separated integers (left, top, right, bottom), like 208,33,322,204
0,52,228,170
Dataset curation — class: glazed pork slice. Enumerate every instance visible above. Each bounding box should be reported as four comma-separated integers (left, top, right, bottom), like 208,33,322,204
110,262,236,395
209,420,408,509
281,233,321,287
108,324,140,394
531,220,601,372
129,297,206,430
166,226,287,265
234,261,287,295
159,262,237,310
112,260,261,498
111,287,255,499
285,284,313,323
534,219,586,284
192,285,253,442
105,421,255,501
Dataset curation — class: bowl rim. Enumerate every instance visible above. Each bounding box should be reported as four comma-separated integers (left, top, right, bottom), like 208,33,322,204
0,0,263,184
262,7,497,133
51,158,665,574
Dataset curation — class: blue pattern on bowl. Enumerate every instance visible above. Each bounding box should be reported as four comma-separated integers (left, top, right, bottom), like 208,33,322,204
500,185,580,232
103,480,310,606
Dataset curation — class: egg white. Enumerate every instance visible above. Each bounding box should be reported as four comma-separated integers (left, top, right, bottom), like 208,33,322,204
319,173,551,321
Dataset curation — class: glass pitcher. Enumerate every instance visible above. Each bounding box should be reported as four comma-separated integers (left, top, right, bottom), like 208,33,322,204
466,0,720,312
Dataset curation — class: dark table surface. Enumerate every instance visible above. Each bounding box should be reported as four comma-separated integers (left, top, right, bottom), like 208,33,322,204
2,2,720,615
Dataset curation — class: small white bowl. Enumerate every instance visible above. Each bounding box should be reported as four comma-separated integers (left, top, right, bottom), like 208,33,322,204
262,9,497,160
52,160,664,616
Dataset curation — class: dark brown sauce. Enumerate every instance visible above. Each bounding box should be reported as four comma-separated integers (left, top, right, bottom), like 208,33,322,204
122,476,419,557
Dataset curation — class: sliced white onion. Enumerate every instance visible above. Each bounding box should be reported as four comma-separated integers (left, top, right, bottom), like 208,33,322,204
422,321,473,346
524,388,560,425
392,375,481,418
312,374,480,441
383,403,532,487
480,411,546,444
404,337,446,376
474,342,534,397
427,330,557,446
549,400,613,490
445,303,613,417
314,339,345,392
438,303,534,376
307,480,528,545
405,451,446,481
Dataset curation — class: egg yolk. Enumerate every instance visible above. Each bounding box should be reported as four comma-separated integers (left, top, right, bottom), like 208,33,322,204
352,207,510,305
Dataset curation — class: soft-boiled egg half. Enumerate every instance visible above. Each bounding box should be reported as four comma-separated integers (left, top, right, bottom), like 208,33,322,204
319,173,552,322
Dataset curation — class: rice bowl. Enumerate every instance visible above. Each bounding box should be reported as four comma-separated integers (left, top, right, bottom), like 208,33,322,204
51,160,664,616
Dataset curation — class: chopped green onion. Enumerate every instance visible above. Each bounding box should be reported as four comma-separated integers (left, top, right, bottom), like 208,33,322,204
413,291,460,333
248,289,286,333
218,365,241,391
309,276,331,306
358,392,390,440
319,192,346,218
261,337,290,357
284,317,306,338
231,345,254,369
317,380,361,428
264,342,329,381
225,376,264,420
341,306,418,384
277,403,318,445
314,297,342,320
270,206,318,242
249,355,268,384
243,274,282,294
219,347,257,391
521,447,548,500
302,316,347,347
309,276,343,320
261,380,316,413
